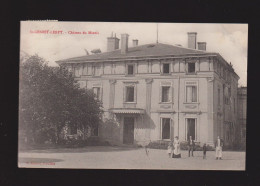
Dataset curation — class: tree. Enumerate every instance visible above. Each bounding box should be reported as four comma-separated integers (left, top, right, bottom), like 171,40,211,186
19,55,102,144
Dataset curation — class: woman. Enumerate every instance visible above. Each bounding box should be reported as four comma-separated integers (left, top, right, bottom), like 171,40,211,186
172,136,181,158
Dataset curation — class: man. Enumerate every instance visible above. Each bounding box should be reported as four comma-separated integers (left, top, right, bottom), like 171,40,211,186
215,136,224,160
188,136,195,157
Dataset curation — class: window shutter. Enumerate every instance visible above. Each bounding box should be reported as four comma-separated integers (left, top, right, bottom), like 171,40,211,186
134,85,137,102
192,86,197,102
171,87,174,103
170,118,173,140
99,87,103,101
159,86,162,102
186,86,192,102
123,85,126,102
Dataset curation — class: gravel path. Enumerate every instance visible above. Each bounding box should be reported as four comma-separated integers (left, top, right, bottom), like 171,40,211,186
18,146,245,170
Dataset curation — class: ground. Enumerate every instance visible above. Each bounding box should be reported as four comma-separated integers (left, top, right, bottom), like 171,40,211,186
18,146,245,170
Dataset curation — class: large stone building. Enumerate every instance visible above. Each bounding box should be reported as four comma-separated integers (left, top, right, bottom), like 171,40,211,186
56,32,239,147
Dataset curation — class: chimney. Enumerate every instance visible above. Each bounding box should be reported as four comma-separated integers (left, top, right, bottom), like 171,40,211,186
132,39,138,47
121,33,129,54
197,42,207,51
107,32,120,52
187,32,197,49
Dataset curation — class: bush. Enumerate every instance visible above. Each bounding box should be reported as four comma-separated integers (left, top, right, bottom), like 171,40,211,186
58,137,110,148
146,140,169,149
180,141,215,151
146,140,215,151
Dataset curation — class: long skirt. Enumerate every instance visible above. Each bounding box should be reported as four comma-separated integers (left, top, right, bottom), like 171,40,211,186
172,153,181,158
172,145,181,158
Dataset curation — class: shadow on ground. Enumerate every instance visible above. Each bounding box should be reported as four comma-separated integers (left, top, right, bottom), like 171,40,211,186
19,146,141,154
19,157,64,163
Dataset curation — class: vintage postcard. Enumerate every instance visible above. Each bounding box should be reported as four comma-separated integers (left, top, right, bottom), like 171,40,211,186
18,21,247,170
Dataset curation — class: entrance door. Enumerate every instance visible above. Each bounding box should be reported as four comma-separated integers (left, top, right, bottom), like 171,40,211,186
123,117,134,144
187,118,196,140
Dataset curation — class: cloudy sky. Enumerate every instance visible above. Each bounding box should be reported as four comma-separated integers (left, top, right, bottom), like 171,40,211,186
20,21,248,86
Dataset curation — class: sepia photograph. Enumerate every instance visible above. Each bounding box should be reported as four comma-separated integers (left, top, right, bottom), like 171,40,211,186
18,21,247,170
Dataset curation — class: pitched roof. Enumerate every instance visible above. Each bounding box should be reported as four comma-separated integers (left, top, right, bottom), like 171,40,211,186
56,42,239,79
56,43,210,63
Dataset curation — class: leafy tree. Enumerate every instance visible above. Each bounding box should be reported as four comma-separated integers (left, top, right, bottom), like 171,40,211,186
19,55,102,144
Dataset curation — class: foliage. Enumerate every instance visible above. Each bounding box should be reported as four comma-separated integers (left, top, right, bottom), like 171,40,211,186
180,141,215,151
19,55,103,144
146,140,215,151
146,140,169,149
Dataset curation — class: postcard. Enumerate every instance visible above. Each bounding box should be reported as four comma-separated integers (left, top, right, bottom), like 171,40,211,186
19,21,247,170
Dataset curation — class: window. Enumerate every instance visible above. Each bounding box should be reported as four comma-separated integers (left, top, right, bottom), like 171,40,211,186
93,87,101,101
218,88,221,106
234,98,236,114
163,63,170,74
74,66,81,77
186,86,197,102
125,86,135,102
188,63,195,73
161,118,170,139
127,64,134,75
224,96,229,105
186,118,196,140
92,125,98,136
228,88,231,97
93,65,101,76
161,86,170,102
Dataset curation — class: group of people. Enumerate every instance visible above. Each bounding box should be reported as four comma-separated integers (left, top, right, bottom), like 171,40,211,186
167,136,224,160
167,136,181,158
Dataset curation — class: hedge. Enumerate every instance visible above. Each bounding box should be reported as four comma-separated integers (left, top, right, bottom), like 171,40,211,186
146,140,215,151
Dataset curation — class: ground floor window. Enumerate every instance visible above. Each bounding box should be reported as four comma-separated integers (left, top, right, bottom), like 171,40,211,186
186,118,196,140
161,118,170,140
93,87,102,101
92,126,99,136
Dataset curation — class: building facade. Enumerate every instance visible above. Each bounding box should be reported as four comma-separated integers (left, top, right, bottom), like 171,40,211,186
56,32,239,147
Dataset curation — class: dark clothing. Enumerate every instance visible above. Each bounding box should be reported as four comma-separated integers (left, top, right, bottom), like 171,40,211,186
203,151,206,159
188,139,195,147
203,145,207,159
188,146,194,157
203,145,207,152
188,139,195,157
172,153,181,158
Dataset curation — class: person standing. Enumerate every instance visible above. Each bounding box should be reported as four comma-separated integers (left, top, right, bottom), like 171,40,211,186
203,143,207,159
188,135,195,157
215,136,224,160
172,136,181,158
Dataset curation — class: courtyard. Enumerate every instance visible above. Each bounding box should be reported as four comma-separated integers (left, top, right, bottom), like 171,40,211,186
18,146,245,170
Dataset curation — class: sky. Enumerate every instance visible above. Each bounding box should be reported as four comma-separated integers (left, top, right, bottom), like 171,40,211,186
20,21,248,86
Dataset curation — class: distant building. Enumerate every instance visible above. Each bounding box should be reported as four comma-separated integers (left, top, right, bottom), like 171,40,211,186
237,87,247,143
56,32,239,147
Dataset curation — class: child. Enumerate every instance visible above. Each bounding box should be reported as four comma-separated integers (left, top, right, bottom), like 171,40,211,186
203,143,207,159
167,142,173,158
145,145,149,157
